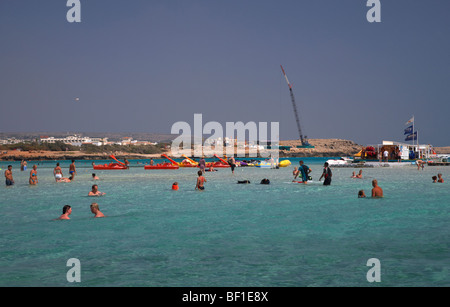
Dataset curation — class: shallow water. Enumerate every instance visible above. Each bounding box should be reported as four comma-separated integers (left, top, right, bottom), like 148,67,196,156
0,158,449,286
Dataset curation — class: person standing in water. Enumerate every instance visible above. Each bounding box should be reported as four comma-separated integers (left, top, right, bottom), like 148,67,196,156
5,165,14,186
195,170,206,191
319,162,332,185
54,163,63,181
29,165,38,185
199,157,206,174
69,160,77,180
297,161,311,184
228,156,236,174
371,180,384,198
21,160,28,171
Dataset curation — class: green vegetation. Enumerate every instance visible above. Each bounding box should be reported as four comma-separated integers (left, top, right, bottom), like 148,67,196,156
0,141,78,152
81,143,166,154
0,141,167,155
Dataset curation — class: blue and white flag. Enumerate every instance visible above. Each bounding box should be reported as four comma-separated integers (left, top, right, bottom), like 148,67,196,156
405,116,414,125
405,131,417,141
404,125,413,135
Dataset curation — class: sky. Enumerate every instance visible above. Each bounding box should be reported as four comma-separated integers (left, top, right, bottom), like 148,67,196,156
0,0,449,146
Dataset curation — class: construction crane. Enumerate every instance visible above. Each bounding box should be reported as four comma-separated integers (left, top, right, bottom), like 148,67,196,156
280,65,311,147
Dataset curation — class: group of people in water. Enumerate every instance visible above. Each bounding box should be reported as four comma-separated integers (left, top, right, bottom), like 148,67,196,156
292,161,332,186
57,202,105,220
432,174,444,183
3,158,447,219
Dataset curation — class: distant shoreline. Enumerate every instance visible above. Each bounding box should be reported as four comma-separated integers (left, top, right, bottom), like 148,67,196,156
1,138,449,161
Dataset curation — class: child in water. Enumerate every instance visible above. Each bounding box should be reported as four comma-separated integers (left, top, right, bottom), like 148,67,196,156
195,171,206,191
358,190,366,198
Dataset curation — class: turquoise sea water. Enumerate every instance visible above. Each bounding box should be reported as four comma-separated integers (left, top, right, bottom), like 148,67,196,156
0,158,449,287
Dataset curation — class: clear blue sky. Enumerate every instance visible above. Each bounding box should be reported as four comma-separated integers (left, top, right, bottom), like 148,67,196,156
1,0,449,146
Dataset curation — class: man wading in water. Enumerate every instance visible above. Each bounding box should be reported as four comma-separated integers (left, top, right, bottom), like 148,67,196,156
319,162,332,185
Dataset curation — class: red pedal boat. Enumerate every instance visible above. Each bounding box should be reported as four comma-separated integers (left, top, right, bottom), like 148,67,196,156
93,163,127,170
144,163,179,170
144,154,180,169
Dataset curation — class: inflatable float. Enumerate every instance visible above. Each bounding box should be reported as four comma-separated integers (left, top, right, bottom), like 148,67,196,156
93,155,128,170
278,160,292,167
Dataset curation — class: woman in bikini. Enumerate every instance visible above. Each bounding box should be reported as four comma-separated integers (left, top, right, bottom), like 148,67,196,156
29,165,38,185
195,170,206,191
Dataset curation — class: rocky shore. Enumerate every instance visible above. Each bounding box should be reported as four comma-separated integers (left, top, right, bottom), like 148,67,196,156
279,139,363,157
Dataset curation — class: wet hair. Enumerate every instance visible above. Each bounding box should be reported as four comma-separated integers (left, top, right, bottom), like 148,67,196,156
92,173,96,177
432,176,437,180
238,180,250,184
358,190,365,197
92,184,98,189
172,182,178,185
8,165,12,168
62,205,71,214
260,178,270,184
324,162,329,167
197,170,203,176
69,176,73,181
90,203,99,210
72,160,75,163
56,163,60,166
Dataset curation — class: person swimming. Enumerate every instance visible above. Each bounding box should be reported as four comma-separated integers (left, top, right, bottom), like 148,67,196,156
90,203,105,218
172,182,179,190
88,184,106,196
57,176,73,183
260,178,270,184
437,173,444,183
432,176,437,183
358,190,366,198
237,180,250,184
92,173,100,180
58,205,72,220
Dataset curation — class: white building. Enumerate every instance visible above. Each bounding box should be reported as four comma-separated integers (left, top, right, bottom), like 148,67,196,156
40,135,108,147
